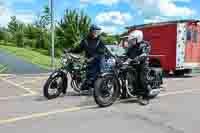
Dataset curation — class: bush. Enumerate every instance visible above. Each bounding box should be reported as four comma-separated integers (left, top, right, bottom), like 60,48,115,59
24,38,37,48
33,48,49,56
55,48,63,57
15,32,24,47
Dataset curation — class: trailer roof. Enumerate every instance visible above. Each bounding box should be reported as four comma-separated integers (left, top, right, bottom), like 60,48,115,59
126,19,200,29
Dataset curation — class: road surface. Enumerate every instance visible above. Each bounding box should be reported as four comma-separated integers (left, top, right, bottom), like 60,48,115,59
0,73,199,133
0,48,49,74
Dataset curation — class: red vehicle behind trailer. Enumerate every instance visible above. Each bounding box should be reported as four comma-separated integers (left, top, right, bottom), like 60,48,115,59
123,20,200,75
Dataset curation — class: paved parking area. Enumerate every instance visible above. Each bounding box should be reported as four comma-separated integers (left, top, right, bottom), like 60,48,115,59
0,73,200,133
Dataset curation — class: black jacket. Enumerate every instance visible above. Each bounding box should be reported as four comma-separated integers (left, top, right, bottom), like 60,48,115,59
70,36,111,59
125,41,151,64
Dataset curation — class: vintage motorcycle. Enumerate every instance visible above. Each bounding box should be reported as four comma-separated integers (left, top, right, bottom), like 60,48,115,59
43,49,86,99
93,55,163,107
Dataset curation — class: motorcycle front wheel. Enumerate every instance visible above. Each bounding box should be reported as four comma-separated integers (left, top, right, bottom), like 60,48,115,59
93,75,120,107
43,74,67,99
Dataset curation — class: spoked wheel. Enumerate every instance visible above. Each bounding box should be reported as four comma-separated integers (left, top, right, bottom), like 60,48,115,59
94,75,120,107
43,75,64,99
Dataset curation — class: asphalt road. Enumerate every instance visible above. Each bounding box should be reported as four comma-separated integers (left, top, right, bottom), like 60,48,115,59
0,48,49,74
0,73,200,133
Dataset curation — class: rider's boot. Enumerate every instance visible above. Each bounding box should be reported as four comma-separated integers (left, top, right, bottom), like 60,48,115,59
80,80,93,95
138,96,150,105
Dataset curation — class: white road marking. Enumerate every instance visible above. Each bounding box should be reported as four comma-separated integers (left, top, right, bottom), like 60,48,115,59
0,94,35,100
0,77,37,95
159,89,200,97
0,73,50,77
18,78,46,86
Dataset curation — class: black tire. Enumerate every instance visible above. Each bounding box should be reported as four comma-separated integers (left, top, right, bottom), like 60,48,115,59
43,75,65,99
93,75,120,107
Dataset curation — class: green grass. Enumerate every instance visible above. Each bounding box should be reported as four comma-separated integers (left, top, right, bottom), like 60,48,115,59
0,45,60,70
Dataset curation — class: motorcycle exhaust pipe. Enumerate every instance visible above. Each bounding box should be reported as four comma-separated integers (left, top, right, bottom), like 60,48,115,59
125,80,136,98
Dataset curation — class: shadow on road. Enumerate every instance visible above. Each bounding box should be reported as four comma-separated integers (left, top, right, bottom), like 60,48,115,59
164,75,193,79
34,91,85,102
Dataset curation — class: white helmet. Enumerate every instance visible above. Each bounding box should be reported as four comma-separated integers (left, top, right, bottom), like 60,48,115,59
128,30,143,43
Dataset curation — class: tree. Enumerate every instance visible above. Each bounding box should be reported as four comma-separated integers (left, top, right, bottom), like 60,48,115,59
34,5,50,29
23,24,38,48
33,5,50,49
100,32,119,44
15,23,25,47
0,27,5,41
56,9,91,49
7,16,25,47
0,27,12,45
7,16,18,35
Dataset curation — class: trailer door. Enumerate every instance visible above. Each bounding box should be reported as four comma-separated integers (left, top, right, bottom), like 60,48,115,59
176,23,187,70
185,25,200,69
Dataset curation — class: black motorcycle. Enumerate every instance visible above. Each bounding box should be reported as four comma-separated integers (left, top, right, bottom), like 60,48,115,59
93,56,163,107
43,49,86,99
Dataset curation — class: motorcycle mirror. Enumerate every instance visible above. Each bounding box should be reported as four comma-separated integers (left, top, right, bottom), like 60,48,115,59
63,49,68,54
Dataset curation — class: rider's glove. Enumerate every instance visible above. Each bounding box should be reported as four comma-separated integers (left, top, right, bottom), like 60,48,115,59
87,57,95,63
132,57,140,64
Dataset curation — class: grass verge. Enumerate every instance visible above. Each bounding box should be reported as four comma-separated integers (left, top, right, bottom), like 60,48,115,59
0,45,60,70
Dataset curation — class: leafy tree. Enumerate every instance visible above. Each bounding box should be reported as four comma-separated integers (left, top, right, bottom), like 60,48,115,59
33,5,50,49
0,27,12,45
100,32,119,44
7,16,25,47
0,27,6,41
23,24,38,48
7,16,18,35
56,9,91,49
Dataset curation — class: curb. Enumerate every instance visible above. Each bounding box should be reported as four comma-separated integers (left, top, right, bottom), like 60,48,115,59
0,73,51,77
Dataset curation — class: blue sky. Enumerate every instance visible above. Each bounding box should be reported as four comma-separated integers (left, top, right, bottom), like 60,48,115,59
0,0,199,34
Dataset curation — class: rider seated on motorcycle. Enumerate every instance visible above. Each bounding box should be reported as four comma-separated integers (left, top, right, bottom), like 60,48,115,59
68,24,112,94
124,30,151,105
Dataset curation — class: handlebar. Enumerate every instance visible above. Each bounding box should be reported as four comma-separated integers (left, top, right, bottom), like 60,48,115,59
63,49,71,54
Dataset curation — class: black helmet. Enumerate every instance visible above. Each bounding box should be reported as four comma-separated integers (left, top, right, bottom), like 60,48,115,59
89,24,101,32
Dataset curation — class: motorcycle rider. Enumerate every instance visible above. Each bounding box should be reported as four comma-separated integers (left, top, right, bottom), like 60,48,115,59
124,30,151,105
69,24,112,94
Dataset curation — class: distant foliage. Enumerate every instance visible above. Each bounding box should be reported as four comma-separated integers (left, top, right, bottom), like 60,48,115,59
100,32,120,45
56,9,91,49
0,7,120,57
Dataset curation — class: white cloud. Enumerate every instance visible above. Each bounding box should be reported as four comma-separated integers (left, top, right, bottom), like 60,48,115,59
129,0,195,18
100,25,117,34
84,0,195,19
172,0,191,2
0,1,35,27
80,0,121,6
144,16,168,23
96,11,132,34
96,11,132,25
